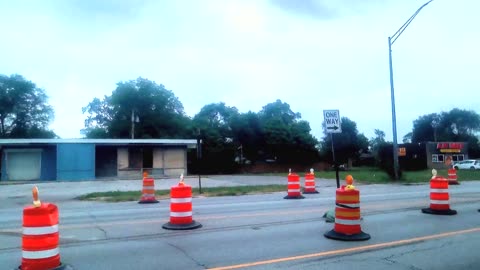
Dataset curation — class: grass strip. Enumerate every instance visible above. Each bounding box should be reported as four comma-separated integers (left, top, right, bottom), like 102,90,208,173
77,185,286,202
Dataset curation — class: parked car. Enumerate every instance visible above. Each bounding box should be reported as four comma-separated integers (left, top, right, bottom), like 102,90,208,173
453,160,480,170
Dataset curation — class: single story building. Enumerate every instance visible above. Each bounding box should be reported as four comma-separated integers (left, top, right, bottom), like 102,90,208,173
399,141,468,170
0,139,197,181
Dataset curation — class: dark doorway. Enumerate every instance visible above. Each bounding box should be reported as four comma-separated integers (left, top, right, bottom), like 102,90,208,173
143,147,153,168
95,146,117,177
128,147,153,169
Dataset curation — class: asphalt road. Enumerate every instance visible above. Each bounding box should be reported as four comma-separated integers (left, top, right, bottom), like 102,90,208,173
0,178,479,269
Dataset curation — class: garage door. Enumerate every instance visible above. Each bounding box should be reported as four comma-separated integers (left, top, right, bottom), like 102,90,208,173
6,151,41,180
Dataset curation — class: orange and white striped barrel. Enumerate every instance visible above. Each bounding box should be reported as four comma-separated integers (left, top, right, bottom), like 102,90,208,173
422,176,457,215
21,203,61,270
139,177,159,203
284,173,304,199
303,173,318,194
334,188,362,235
324,187,370,241
162,182,202,230
447,169,459,185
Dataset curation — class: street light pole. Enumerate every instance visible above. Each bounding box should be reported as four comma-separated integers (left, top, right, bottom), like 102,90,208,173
388,0,434,180
131,109,139,139
388,36,399,180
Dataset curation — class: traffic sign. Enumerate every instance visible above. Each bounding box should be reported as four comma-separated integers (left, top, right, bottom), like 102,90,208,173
323,110,342,133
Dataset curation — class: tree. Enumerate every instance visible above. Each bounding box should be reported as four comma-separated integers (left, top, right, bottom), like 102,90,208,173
192,102,240,173
369,129,388,162
410,109,480,157
82,78,191,138
320,117,369,164
411,113,441,143
0,74,56,138
230,111,264,162
402,132,412,143
258,100,319,163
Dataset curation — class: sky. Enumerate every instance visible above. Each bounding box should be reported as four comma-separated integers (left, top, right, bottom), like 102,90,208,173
0,0,478,142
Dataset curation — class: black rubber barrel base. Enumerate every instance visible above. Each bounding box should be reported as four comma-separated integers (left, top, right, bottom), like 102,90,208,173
284,195,305,199
303,190,319,194
138,199,159,204
18,263,74,270
162,221,202,230
421,208,457,215
324,230,370,241
448,181,460,185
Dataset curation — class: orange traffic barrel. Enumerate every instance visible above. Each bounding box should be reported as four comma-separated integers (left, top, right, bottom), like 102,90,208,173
324,186,370,241
162,180,202,230
303,169,318,194
422,175,457,215
138,176,159,204
447,168,459,185
284,172,304,199
20,187,72,270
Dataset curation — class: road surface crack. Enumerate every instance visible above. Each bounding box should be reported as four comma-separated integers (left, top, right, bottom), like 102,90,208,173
88,212,108,239
382,255,397,264
167,242,206,268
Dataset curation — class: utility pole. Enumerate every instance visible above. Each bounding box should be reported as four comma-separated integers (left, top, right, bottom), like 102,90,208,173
388,0,434,180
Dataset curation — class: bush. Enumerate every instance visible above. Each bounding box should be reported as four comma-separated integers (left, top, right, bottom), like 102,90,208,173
377,143,403,180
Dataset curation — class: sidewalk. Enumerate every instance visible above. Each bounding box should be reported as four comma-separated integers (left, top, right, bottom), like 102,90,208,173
0,175,340,207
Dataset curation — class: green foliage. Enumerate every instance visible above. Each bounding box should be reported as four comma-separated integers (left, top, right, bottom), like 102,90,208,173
82,78,191,138
320,117,369,164
192,102,239,173
258,100,319,163
191,100,319,173
377,143,403,180
411,108,480,157
369,129,389,166
77,185,286,202
0,74,56,138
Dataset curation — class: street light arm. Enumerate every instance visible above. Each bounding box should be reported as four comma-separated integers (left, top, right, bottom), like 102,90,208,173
391,0,434,45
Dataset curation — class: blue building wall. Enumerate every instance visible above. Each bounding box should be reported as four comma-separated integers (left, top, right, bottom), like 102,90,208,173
57,144,95,180
1,151,6,181
40,146,57,180
1,146,57,181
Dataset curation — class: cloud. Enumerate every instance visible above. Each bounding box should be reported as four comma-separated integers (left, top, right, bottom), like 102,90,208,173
270,0,391,20
270,0,336,19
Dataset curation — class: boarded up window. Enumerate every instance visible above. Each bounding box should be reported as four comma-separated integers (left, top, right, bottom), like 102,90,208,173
164,149,185,169
129,148,142,168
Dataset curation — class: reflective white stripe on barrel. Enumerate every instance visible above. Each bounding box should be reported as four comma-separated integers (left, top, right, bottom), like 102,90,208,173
288,189,300,192
142,194,155,198
430,189,449,193
430,200,450,204
170,198,192,203
22,248,59,259
305,180,315,183
142,186,155,190
23,225,59,235
335,218,361,225
170,211,192,217
337,203,360,208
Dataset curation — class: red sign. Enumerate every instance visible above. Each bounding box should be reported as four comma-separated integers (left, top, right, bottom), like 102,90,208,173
436,143,463,149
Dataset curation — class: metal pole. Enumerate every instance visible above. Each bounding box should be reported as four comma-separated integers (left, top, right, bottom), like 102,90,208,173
387,0,434,180
388,37,399,180
131,109,134,139
197,136,202,194
331,133,339,188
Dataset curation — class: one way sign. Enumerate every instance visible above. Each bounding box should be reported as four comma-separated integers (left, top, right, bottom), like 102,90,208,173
323,110,342,133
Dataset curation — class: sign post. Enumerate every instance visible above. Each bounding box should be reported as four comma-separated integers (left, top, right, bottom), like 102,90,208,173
197,132,203,194
324,110,342,188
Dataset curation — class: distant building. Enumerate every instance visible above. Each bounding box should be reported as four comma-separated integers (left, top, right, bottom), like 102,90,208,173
399,141,468,170
0,139,196,181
